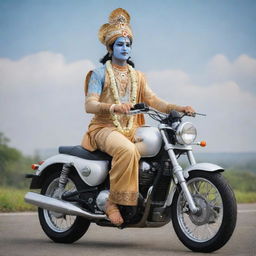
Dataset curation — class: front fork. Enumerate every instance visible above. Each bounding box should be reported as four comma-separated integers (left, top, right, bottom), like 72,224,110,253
160,130,199,214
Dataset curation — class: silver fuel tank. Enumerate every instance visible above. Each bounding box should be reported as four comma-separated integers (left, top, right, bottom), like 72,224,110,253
135,126,162,157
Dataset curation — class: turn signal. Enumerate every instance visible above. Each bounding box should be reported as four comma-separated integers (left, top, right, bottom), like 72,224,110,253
31,164,39,170
31,161,44,170
200,141,207,147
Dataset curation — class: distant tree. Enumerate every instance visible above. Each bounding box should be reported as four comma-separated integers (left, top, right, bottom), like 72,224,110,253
0,132,31,188
0,132,10,145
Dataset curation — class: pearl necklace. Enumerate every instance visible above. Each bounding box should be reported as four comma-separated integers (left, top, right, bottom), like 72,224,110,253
106,60,137,135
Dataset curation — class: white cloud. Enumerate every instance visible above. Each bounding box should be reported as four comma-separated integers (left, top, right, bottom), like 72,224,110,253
207,54,256,93
146,60,256,152
0,51,95,155
0,52,255,155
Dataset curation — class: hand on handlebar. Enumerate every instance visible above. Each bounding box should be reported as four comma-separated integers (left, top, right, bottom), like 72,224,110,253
180,106,196,116
113,103,133,114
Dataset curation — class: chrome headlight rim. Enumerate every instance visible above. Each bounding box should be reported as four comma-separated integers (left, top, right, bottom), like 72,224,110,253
176,122,197,145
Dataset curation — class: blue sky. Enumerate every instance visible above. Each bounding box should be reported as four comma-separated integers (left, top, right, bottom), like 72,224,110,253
1,0,255,71
0,0,256,154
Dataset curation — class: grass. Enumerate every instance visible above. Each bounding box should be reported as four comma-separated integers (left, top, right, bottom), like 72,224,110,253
0,187,36,212
234,190,256,204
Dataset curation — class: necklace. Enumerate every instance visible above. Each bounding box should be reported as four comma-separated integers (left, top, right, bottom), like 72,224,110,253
106,60,137,135
112,65,129,97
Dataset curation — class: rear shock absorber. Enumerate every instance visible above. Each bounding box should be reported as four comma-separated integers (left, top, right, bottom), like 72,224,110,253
57,162,74,196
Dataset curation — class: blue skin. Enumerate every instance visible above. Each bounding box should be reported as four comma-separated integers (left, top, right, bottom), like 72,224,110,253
112,37,132,66
87,37,132,95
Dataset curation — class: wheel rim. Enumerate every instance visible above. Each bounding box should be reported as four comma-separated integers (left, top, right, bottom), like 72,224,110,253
43,178,77,233
177,177,223,243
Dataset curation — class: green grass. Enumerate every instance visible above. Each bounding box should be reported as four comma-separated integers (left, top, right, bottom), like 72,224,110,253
234,190,256,204
0,187,36,212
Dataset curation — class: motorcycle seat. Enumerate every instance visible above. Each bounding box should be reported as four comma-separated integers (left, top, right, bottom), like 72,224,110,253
59,145,112,161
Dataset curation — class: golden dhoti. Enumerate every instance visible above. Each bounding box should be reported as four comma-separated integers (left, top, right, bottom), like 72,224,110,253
94,127,140,206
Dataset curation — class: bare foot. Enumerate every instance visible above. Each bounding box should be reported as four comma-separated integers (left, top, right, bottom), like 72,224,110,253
105,200,124,226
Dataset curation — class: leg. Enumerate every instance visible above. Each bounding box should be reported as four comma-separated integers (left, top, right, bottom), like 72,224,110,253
101,130,140,206
95,129,140,225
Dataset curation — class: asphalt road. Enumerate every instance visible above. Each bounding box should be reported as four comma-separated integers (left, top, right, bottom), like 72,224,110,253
0,204,255,256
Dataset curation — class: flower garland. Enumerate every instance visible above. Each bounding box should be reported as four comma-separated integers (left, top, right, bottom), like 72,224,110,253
106,60,137,135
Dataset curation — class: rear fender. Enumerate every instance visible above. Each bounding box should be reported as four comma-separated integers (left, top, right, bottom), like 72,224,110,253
31,154,109,188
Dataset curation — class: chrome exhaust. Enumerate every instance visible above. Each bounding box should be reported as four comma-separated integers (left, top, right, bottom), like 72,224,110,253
24,192,107,220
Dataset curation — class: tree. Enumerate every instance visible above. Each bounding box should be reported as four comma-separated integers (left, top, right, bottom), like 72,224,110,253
0,132,30,188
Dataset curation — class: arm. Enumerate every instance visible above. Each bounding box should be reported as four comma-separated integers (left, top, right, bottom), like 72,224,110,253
85,69,112,114
141,73,195,114
143,82,179,113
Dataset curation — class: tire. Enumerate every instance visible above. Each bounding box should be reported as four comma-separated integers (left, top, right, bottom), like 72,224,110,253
38,169,91,243
171,171,237,252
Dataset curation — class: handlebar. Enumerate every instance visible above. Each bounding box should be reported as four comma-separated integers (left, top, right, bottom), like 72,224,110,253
128,103,149,115
130,103,149,111
129,103,206,117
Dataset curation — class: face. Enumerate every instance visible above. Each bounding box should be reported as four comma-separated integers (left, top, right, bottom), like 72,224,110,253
112,37,132,61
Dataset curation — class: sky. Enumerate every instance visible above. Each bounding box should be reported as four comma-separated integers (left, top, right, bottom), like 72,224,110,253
0,0,256,155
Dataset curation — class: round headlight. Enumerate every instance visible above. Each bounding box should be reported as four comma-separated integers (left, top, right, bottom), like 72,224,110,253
176,122,197,145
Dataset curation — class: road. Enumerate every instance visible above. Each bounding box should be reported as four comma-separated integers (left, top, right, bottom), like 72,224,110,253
0,204,255,256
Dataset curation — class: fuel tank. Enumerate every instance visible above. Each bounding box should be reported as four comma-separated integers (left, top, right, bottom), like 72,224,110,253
135,126,162,157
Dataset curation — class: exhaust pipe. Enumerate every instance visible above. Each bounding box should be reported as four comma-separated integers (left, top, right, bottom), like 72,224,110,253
24,192,107,220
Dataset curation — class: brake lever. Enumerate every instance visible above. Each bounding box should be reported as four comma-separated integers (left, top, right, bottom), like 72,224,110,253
195,112,207,116
181,112,207,118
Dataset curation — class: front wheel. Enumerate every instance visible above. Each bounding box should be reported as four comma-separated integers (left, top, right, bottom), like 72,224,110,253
171,171,237,252
38,170,91,243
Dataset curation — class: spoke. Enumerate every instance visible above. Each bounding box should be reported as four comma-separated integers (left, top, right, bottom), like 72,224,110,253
209,191,221,205
201,182,209,197
190,224,199,235
44,177,78,232
205,183,213,197
197,180,204,191
192,182,200,194
206,224,214,237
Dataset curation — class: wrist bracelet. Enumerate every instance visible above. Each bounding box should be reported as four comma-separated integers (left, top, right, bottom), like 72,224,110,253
109,104,116,114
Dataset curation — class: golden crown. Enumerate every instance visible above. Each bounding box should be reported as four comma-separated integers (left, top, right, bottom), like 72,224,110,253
98,8,133,50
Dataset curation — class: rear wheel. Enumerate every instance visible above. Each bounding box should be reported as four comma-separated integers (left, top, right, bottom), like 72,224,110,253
171,171,237,252
38,170,90,243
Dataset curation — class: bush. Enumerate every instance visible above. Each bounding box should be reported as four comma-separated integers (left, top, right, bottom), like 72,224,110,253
0,187,36,212
223,169,256,192
0,132,39,188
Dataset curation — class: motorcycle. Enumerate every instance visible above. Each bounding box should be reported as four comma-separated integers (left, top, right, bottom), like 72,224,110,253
24,103,237,252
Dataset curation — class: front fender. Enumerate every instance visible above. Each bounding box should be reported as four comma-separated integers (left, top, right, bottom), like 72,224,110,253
184,162,224,174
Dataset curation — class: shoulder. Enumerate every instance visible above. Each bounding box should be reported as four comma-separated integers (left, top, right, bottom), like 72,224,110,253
133,69,147,84
92,66,105,78
86,65,105,82
135,69,144,76
131,67,145,77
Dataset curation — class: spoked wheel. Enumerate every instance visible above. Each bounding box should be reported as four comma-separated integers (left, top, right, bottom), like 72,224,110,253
171,171,237,252
38,170,90,243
